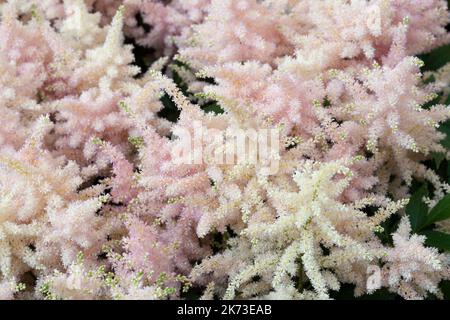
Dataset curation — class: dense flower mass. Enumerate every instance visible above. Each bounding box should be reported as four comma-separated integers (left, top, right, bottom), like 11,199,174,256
0,0,450,300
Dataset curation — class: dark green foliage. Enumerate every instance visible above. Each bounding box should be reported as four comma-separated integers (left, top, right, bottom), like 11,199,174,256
421,230,450,251
405,185,429,232
419,44,450,71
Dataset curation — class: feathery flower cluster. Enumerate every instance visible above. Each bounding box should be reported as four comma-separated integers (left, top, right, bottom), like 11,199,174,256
0,0,449,300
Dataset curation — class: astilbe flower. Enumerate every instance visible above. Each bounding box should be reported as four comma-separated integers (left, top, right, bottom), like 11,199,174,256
390,0,450,54
114,0,450,298
70,0,211,54
426,62,450,105
201,61,326,135
0,0,183,54
279,0,397,76
191,160,408,299
180,0,295,67
0,3,74,148
0,2,138,299
87,0,123,25
121,0,211,54
181,0,449,76
0,0,66,22
59,72,216,298
278,0,449,75
53,89,130,154
0,0,119,25
60,0,107,51
0,0,450,301
177,0,450,300
36,250,181,300
0,117,116,299
48,3,140,163
329,57,449,155
325,57,450,201
379,217,450,299
191,29,450,201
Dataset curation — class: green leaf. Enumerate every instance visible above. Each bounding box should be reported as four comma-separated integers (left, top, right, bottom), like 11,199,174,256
421,230,450,251
158,94,181,123
419,44,450,71
432,152,445,169
438,120,450,150
426,194,450,226
447,162,450,184
202,102,224,115
406,185,429,232
441,280,450,299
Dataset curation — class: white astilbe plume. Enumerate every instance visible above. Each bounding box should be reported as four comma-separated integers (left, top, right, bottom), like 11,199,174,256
191,160,408,299
68,5,139,92
60,0,106,51
36,253,169,300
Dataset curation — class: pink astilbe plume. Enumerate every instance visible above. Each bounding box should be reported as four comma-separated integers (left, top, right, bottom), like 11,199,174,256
0,117,116,298
180,0,295,67
122,0,171,51
325,57,450,200
379,217,450,299
0,0,66,22
278,0,450,76
53,90,130,151
116,119,211,281
0,3,76,144
202,61,326,134
390,0,450,54
69,0,212,55
86,78,215,295
329,57,449,156
47,4,140,161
